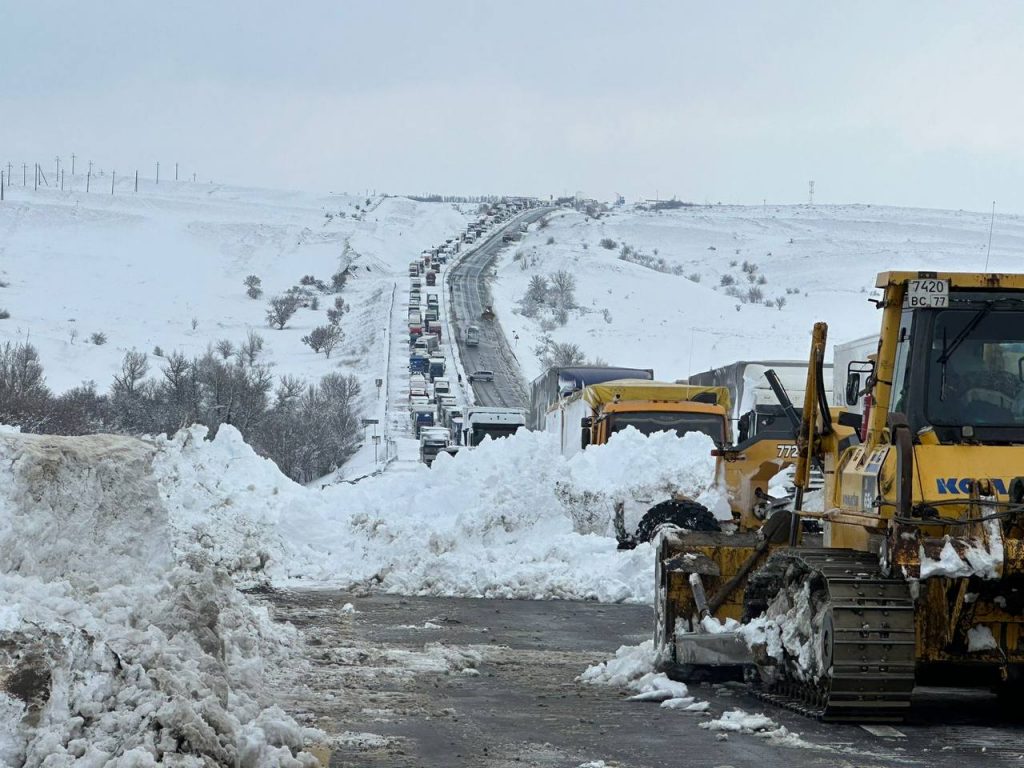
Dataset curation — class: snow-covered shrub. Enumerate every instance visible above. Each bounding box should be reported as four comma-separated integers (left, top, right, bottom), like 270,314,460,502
90,331,108,345
599,237,618,250
720,274,736,287
0,308,9,319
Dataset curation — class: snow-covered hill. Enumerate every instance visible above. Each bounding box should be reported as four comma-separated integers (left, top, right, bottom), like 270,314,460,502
0,181,471,393
490,204,1024,382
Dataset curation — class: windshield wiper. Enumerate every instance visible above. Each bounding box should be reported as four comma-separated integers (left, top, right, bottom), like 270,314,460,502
937,301,994,366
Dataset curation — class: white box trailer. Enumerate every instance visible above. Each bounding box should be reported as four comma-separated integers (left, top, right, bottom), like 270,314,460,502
833,335,877,415
687,360,833,442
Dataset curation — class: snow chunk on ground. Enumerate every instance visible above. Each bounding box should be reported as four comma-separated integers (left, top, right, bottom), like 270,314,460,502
701,708,778,732
701,708,820,749
578,639,708,710
968,625,998,652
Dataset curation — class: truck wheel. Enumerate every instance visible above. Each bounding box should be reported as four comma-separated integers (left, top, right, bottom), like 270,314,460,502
634,500,720,543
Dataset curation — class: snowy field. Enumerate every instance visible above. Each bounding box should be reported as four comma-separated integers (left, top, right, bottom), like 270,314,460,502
490,203,1024,382
0,179,470,408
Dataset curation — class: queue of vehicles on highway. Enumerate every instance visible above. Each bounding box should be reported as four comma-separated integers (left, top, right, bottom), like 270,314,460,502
407,199,537,465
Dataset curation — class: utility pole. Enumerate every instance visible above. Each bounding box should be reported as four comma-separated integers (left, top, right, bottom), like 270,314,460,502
808,180,815,205
111,170,116,195
1,170,5,201
134,170,138,193
175,162,178,181
23,163,27,186
61,169,64,191
156,162,159,184
985,201,997,272
86,162,92,193
192,172,196,182
34,164,38,191
71,153,76,175
55,155,60,181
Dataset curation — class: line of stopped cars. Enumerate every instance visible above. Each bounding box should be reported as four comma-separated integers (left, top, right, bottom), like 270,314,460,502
406,199,535,465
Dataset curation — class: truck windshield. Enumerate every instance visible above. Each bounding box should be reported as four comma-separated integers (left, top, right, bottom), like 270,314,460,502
926,306,1024,426
469,424,520,445
610,412,725,444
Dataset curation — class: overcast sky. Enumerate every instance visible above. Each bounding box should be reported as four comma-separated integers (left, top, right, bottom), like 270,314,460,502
3,2,1024,211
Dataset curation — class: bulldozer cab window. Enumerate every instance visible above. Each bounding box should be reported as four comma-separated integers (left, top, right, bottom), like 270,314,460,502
609,412,726,445
926,308,1024,427
890,310,914,416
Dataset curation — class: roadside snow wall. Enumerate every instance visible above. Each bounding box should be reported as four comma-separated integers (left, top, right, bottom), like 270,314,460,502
153,424,725,603
0,431,318,767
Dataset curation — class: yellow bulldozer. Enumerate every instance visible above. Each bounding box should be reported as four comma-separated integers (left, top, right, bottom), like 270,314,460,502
656,270,1024,721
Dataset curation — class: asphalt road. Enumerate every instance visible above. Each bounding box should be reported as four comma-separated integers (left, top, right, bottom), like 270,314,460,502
448,208,551,408
260,590,1024,768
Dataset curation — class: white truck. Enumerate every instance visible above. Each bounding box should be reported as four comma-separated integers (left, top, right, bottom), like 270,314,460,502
463,407,526,446
419,426,450,466
832,334,877,416
687,360,834,443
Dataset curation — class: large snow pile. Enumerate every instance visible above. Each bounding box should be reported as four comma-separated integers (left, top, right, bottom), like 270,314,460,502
0,431,319,767
153,424,724,603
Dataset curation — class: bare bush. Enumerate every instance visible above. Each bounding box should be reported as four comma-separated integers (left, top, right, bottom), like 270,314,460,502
90,332,108,345
302,324,344,358
536,340,586,369
239,330,265,366
326,296,349,325
746,286,764,303
244,275,263,299
216,339,235,360
0,342,50,427
599,238,618,250
720,274,736,287
550,270,577,310
0,309,9,320
266,295,300,329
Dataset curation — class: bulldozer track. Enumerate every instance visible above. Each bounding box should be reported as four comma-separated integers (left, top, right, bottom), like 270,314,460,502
745,548,916,722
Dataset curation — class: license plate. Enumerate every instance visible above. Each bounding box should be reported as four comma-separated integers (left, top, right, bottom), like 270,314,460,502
904,278,949,309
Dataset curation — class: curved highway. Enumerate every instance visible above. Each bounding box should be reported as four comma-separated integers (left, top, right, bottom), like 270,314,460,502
448,208,551,407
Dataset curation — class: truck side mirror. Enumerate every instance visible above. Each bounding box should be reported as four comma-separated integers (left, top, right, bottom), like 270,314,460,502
845,374,861,406
846,360,875,406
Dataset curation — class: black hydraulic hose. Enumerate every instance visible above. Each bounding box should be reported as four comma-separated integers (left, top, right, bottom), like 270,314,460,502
764,368,802,437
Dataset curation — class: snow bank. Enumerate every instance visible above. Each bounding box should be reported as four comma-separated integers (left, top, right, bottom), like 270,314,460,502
0,431,320,766
154,424,724,603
